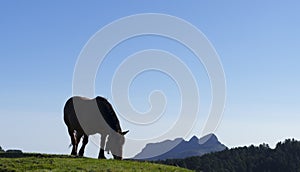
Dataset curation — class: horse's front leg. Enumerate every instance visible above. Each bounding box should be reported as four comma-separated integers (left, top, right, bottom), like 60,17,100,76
98,134,107,159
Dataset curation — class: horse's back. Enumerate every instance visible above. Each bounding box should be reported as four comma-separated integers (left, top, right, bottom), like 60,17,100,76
64,96,111,135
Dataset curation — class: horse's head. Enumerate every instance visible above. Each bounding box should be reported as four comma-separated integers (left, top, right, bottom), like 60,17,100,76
106,130,129,160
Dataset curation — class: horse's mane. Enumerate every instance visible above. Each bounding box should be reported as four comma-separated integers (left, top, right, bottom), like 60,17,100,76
95,96,122,132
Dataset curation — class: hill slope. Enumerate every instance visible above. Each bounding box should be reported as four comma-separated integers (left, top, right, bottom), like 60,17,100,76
0,153,191,172
134,133,226,160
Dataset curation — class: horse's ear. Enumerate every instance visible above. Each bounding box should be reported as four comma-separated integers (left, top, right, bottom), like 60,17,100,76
121,130,129,135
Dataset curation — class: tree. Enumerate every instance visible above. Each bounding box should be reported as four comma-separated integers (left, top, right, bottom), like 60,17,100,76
0,146,4,152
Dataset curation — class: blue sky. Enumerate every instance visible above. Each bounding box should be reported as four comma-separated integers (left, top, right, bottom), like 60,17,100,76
1,1,300,158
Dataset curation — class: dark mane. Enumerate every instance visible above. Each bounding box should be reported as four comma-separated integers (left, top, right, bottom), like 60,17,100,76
96,96,122,132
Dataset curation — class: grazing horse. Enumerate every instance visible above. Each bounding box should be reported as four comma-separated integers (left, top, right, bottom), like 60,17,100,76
63,96,128,159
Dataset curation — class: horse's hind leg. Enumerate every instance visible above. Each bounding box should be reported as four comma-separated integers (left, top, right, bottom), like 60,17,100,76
79,134,88,157
69,129,77,156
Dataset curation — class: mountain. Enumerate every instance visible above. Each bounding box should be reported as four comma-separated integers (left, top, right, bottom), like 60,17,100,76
159,138,300,172
133,133,226,161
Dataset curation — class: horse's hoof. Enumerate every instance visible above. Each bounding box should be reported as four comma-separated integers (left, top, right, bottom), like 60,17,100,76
98,156,106,159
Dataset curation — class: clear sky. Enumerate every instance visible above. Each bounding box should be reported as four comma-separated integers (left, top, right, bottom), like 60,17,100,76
1,1,300,158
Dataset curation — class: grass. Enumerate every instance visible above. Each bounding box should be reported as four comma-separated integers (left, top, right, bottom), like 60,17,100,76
0,153,191,172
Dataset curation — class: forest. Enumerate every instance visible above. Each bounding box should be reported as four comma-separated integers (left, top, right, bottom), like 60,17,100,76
157,138,300,172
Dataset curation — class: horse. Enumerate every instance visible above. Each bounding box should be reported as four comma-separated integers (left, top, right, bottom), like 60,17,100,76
63,96,128,160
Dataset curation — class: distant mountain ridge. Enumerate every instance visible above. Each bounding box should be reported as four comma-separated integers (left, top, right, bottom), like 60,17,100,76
133,133,226,161
158,138,300,172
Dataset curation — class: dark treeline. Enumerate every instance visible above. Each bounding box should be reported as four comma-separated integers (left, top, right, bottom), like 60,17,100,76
157,139,300,172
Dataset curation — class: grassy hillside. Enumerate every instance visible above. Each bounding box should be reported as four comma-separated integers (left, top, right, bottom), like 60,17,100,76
0,153,191,172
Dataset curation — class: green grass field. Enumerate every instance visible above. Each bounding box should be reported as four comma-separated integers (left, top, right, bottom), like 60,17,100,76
0,153,191,172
